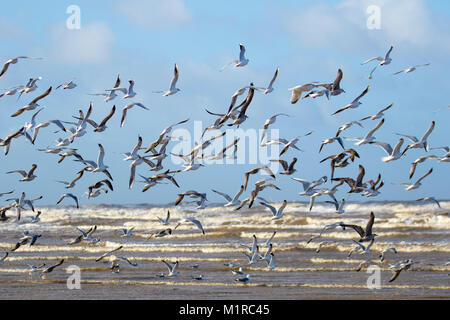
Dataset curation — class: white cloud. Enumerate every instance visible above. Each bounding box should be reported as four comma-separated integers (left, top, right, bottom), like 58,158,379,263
49,22,115,64
278,0,450,55
115,0,192,29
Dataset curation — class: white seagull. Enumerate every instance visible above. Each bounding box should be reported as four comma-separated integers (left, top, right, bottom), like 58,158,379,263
154,64,180,96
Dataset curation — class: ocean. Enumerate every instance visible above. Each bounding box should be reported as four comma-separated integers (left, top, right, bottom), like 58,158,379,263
0,201,449,299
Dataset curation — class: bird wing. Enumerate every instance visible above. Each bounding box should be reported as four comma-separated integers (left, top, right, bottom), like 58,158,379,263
98,105,116,127
212,189,232,202
361,56,382,65
260,202,277,215
420,121,435,142
267,67,279,88
416,168,433,184
30,87,52,105
365,212,375,236
169,64,179,90
365,118,384,138
370,141,393,155
353,85,370,103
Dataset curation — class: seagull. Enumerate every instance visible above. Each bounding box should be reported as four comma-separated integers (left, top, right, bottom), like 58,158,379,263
87,179,113,197
157,210,171,225
314,241,337,253
240,234,258,254
369,138,405,162
259,200,287,220
360,103,394,121
303,88,330,100
56,79,77,90
175,217,205,235
394,168,433,191
220,43,249,71
258,233,275,250
361,45,394,66
342,211,377,242
325,198,346,214
393,63,430,75
254,67,279,94
260,113,289,144
78,144,111,178
0,86,24,99
409,155,438,179
11,86,52,117
106,79,137,99
120,227,135,237
56,193,79,208
148,228,172,239
86,105,116,132
154,63,180,96
30,210,42,223
292,175,327,196
379,247,398,262
398,121,435,155
96,245,123,262
307,222,346,244
144,118,189,153
289,83,320,104
17,77,42,100
20,231,42,247
0,56,42,79
231,267,244,275
332,86,370,115
0,190,14,198
243,246,260,264
317,68,345,96
128,155,156,189
6,164,38,182
235,274,251,283
336,121,363,137
243,166,276,190
319,137,345,153
56,170,84,189
264,253,276,269
68,225,98,245
345,118,384,146
161,260,179,276
120,102,149,127
41,259,64,279
388,259,414,283
89,74,122,102
279,131,313,156
415,197,441,208
348,239,374,257
269,158,297,175
212,185,244,207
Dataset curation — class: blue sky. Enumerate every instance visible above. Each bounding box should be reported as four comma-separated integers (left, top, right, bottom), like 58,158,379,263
0,0,449,206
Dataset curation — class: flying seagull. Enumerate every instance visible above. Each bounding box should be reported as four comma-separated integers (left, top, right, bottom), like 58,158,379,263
120,102,149,127
175,217,205,235
6,164,38,182
332,86,370,115
56,193,79,208
254,67,279,94
342,211,377,242
260,200,287,220
220,43,249,71
394,168,433,191
393,63,430,75
0,56,42,79
154,64,180,96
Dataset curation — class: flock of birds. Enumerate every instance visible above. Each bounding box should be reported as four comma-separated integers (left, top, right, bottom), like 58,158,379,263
0,43,447,284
